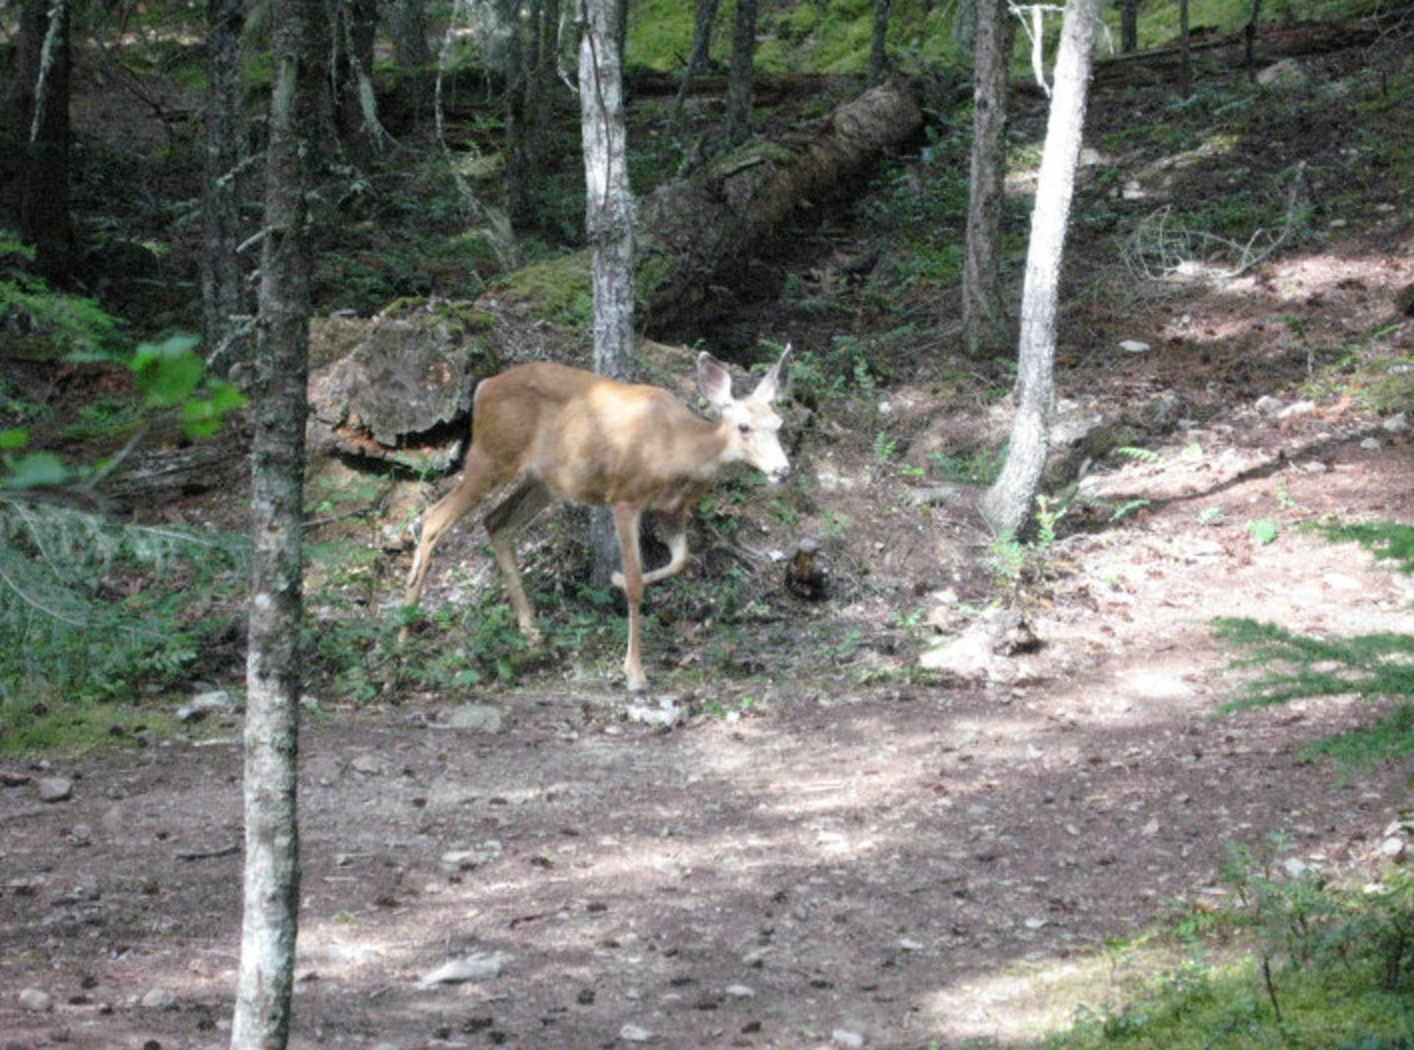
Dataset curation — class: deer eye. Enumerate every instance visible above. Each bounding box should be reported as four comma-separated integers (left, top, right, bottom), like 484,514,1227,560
738,423,752,435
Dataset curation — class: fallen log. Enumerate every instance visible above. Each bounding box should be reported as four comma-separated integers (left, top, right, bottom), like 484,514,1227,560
313,74,926,464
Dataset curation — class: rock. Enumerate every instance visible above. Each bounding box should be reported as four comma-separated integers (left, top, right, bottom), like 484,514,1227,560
724,984,755,999
419,953,505,986
18,988,54,1012
1379,836,1407,864
37,777,73,803
832,1029,865,1049
1118,339,1150,354
445,704,504,733
141,988,177,1010
1,769,32,787
1277,400,1316,420
1254,395,1285,417
619,1024,655,1043
624,699,683,728
177,690,234,723
1257,58,1310,89
349,755,388,776
1383,413,1409,434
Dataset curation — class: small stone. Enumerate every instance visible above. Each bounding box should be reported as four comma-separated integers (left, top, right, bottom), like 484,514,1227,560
1283,857,1310,879
445,704,504,733
68,824,93,845
419,953,505,986
724,984,755,999
350,755,387,776
19,987,54,1012
898,938,924,952
1380,837,1407,864
1118,339,1150,354
1254,395,1285,416
619,1023,655,1043
1383,413,1409,434
141,988,177,1010
38,777,73,803
1277,400,1316,420
832,1029,865,1049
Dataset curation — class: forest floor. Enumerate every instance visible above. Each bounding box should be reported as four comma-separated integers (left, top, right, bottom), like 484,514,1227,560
4,21,1414,1050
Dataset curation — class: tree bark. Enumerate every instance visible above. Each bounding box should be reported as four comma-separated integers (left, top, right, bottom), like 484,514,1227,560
868,0,892,85
229,0,326,1045
203,0,250,373
671,0,721,134
577,0,637,582
19,0,74,283
724,0,756,144
386,0,433,66
1120,0,1138,53
962,0,1015,359
981,0,1097,538
1178,0,1192,98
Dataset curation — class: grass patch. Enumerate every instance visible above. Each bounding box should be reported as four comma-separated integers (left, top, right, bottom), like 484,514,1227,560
1310,521,1414,575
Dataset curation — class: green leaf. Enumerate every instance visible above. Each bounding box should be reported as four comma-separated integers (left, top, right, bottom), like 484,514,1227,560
1246,518,1278,546
3,451,72,489
0,428,29,451
131,335,204,407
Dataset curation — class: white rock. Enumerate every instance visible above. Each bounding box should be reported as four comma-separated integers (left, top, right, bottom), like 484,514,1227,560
1383,413,1409,434
1380,836,1407,863
1254,395,1285,416
18,988,54,1012
724,984,755,999
141,987,177,1010
1277,400,1316,420
832,1028,865,1049
38,777,73,803
1283,857,1309,879
419,952,505,986
619,1023,655,1042
1118,339,1151,354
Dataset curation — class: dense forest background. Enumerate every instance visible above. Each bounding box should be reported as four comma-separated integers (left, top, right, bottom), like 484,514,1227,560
4,0,1414,1047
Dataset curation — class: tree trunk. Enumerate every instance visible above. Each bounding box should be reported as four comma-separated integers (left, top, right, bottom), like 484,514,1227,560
386,0,433,66
203,0,250,373
961,0,1015,359
724,0,756,144
1178,0,1192,98
1121,0,1138,53
868,0,892,84
980,0,1097,538
1244,0,1263,82
578,0,637,582
671,0,721,134
229,0,326,1045
19,0,74,283
333,0,387,165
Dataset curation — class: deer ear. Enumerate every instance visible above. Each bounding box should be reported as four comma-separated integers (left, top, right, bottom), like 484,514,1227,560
698,352,734,406
751,344,790,402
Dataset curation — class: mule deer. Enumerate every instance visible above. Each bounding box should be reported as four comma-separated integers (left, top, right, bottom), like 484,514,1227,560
402,348,791,691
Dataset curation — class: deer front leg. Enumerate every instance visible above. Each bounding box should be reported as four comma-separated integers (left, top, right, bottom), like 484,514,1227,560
613,511,690,589
612,503,648,692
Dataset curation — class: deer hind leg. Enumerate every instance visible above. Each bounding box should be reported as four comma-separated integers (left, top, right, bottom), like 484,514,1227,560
612,503,648,692
404,448,507,609
484,479,553,643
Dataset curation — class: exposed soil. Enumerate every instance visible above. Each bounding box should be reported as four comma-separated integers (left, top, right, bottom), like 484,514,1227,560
5,24,1414,1050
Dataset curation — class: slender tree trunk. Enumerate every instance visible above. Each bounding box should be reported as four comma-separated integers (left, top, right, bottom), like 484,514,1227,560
577,0,637,585
229,0,325,1045
1244,0,1263,82
20,0,73,283
1178,0,1192,98
724,0,756,144
671,0,721,134
980,0,1097,537
952,0,978,52
868,0,892,84
961,0,1015,359
333,0,387,164
1120,0,1138,53
505,0,532,227
203,0,250,373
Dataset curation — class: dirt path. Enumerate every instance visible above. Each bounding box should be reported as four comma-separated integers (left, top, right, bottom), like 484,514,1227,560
3,404,1412,1049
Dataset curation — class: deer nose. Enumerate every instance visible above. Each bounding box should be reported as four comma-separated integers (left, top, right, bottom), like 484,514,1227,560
770,465,791,484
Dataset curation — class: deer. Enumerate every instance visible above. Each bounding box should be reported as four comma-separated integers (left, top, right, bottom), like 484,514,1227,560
401,347,791,692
